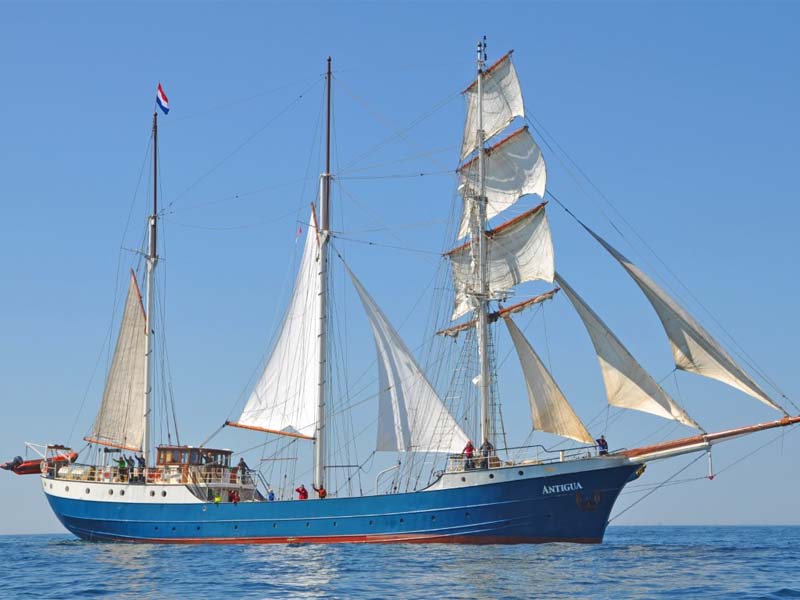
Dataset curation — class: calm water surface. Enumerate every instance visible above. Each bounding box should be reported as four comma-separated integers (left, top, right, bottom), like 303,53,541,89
1,527,799,599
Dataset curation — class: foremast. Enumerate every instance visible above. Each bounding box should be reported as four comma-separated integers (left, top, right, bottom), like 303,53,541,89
314,57,333,491
143,111,159,466
472,39,494,448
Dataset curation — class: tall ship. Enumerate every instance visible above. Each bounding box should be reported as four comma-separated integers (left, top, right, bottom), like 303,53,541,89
6,43,798,544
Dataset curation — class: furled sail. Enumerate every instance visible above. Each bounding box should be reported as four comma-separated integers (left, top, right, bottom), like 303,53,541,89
447,203,554,320
586,227,783,413
504,317,594,444
457,127,546,239
346,266,469,454
554,273,701,429
237,214,322,438
461,52,524,159
86,271,147,451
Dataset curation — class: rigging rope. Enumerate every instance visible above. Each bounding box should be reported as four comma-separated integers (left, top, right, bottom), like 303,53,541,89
166,77,323,212
609,453,705,523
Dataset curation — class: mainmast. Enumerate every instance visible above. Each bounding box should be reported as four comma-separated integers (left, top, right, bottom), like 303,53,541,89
314,57,332,490
143,111,158,466
472,39,493,447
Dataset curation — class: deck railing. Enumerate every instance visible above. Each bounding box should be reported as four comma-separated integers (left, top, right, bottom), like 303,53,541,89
445,444,598,473
45,463,254,487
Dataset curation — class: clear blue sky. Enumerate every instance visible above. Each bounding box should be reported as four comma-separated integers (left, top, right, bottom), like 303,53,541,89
1,2,798,534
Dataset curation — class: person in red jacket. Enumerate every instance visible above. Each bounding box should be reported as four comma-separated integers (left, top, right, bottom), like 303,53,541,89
463,440,475,470
295,484,309,500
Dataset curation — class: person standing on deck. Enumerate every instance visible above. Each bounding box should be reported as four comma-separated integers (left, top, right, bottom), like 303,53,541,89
463,440,475,470
596,435,609,456
295,484,308,500
237,457,248,483
312,484,327,499
479,438,494,469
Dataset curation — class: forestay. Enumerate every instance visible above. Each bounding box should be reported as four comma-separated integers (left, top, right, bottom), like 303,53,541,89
238,214,322,438
554,273,701,429
347,266,469,454
86,271,147,451
586,227,783,413
504,317,594,444
447,204,554,320
457,127,547,239
461,52,524,159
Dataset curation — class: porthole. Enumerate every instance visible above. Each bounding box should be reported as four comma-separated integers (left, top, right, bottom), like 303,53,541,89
149,491,155,497
197,526,201,531
108,489,114,495
85,488,90,494
161,491,167,497
518,470,524,476
461,477,466,482
234,525,238,530
172,527,176,532
154,526,159,531
369,520,373,526
465,512,471,519
399,518,405,524
49,483,53,489
431,515,436,521
65,486,69,492
272,523,277,528
333,521,337,527
120,490,125,496
305,522,310,527
488,474,495,479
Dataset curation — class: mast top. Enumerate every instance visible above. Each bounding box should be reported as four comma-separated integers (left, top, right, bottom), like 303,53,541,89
477,36,487,72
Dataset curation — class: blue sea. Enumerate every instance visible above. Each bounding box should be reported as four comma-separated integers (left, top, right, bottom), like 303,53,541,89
1,527,799,599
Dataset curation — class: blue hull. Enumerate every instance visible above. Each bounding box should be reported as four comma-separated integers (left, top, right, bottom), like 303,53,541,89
45,463,639,544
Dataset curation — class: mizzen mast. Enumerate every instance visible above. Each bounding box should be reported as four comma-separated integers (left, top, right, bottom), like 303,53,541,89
143,111,159,466
314,57,333,490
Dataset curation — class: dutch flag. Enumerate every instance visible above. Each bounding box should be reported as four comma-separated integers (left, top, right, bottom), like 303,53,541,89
156,83,170,114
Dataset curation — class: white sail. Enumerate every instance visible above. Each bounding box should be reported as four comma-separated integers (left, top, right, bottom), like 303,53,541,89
586,227,782,412
447,204,554,320
346,266,469,454
554,273,701,429
238,214,322,437
461,52,525,159
87,271,147,451
504,317,594,444
457,127,546,238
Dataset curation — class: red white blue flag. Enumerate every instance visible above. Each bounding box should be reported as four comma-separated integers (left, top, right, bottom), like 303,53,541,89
156,83,169,114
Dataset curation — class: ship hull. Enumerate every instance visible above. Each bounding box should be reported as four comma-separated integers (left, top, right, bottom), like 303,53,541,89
43,460,640,544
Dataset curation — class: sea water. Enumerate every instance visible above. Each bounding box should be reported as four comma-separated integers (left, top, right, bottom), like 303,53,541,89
1,527,799,599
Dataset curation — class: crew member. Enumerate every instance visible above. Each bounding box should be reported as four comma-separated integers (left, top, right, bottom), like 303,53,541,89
295,484,309,500
312,483,328,499
596,435,609,456
479,438,494,469
463,440,475,470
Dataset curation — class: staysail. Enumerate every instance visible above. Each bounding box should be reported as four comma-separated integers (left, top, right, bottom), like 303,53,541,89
585,227,783,413
86,271,147,451
504,317,594,444
461,52,524,159
554,273,701,429
347,266,469,453
447,203,554,320
236,214,322,438
457,127,546,239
